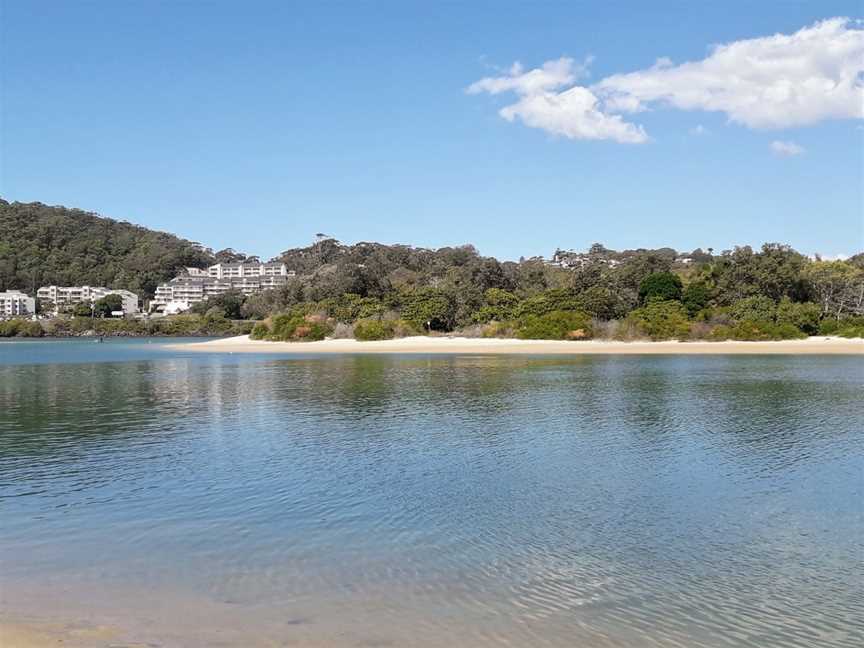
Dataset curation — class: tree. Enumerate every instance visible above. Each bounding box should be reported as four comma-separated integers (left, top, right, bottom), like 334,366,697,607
710,244,808,305
93,293,124,317
638,272,683,304
574,285,624,320
729,295,776,323
516,288,580,317
776,298,821,335
471,288,519,323
628,300,691,340
682,281,711,316
614,252,674,293
0,200,216,298
192,290,245,319
72,301,93,317
399,287,456,331
803,261,864,319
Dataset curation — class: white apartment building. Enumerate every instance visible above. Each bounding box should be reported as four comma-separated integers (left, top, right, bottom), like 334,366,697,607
36,286,140,314
207,261,290,280
152,262,294,310
0,290,36,319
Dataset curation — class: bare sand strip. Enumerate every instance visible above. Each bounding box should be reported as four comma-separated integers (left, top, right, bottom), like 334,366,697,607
0,618,122,648
168,335,864,355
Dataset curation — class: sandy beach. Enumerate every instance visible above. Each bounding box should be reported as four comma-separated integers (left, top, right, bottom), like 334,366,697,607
0,618,121,648
168,334,864,355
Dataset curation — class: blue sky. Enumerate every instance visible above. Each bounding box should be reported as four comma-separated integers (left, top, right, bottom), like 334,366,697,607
1,1,861,260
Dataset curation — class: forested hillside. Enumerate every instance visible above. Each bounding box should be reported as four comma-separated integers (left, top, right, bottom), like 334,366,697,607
2,199,863,341
0,200,216,296
248,238,864,341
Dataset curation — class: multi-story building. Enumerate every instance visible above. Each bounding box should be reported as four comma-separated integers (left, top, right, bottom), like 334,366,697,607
36,286,140,314
151,262,295,311
207,261,290,280
0,290,36,319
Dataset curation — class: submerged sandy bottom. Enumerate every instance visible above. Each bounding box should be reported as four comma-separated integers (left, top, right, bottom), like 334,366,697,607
168,334,864,355
0,578,624,648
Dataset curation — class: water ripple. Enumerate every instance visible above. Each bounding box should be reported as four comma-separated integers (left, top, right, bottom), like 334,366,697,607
1,348,862,646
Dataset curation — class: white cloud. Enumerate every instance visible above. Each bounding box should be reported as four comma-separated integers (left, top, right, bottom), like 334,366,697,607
467,57,648,144
497,82,649,144
468,17,864,143
467,57,586,96
770,140,805,156
597,18,864,129
690,124,709,135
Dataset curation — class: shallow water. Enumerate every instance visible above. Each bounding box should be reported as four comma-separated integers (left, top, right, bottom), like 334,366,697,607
1,340,862,647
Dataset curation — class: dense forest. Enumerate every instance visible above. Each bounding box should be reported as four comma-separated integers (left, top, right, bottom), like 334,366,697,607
0,200,216,296
237,239,864,341
2,199,863,340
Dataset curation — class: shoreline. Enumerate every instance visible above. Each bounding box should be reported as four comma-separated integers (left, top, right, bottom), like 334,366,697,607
166,334,864,355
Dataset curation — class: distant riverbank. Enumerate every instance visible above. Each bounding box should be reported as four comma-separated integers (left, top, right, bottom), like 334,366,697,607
0,315,253,339
169,334,864,355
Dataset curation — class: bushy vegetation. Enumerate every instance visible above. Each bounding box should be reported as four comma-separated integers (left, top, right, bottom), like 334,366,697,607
818,316,864,339
92,293,124,317
0,319,43,337
708,321,807,341
627,300,691,340
516,311,593,340
254,239,863,341
0,314,252,338
639,272,683,304
2,200,863,341
353,318,416,341
250,312,333,341
775,298,821,335
190,291,245,319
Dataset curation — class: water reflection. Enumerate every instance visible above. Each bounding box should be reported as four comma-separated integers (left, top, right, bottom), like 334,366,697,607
0,348,862,647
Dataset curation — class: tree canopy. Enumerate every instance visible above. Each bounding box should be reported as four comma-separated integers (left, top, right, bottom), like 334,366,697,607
2,199,863,341
0,200,215,297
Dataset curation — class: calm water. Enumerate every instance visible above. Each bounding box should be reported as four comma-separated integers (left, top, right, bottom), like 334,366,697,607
1,339,862,647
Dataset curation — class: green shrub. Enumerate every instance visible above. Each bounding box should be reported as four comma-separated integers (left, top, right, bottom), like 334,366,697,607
319,294,385,323
726,319,807,341
837,326,864,338
481,320,517,338
232,320,254,335
820,316,864,336
263,313,334,341
515,289,581,318
0,319,43,337
1,315,250,338
516,310,593,340
775,298,821,335
627,300,691,340
72,302,93,317
250,322,270,339
575,285,624,320
295,321,331,341
0,320,19,337
471,288,519,323
639,272,683,304
729,296,776,323
707,325,733,341
399,288,455,331
354,319,394,341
